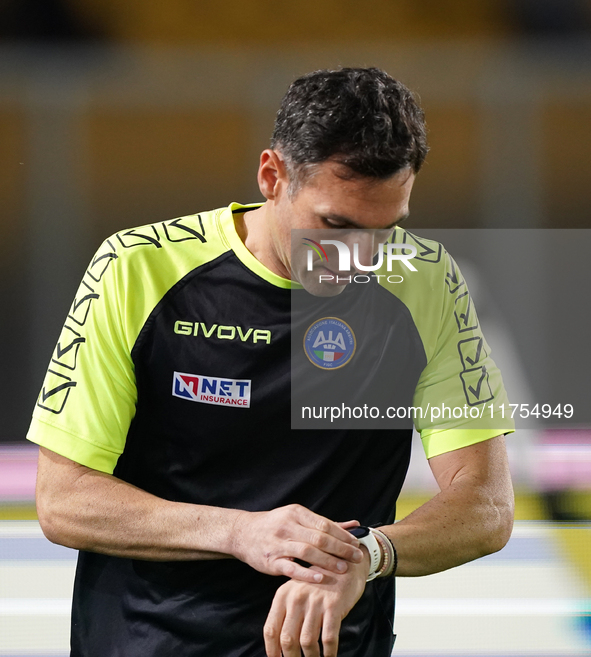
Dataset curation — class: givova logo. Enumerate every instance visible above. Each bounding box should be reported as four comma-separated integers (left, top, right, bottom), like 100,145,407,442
172,372,251,408
303,318,356,370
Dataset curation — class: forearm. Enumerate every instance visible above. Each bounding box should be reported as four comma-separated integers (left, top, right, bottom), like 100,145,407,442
381,465,514,577
36,447,364,582
37,449,242,560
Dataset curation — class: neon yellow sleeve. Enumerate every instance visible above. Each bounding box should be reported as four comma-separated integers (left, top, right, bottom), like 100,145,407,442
27,236,138,473
411,250,514,458
27,211,228,473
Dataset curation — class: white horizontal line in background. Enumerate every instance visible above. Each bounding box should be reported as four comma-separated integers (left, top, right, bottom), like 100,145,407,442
1,598,589,617
0,521,44,537
0,599,71,615
396,598,590,616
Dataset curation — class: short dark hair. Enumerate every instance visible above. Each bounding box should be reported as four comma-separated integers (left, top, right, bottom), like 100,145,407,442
271,67,428,192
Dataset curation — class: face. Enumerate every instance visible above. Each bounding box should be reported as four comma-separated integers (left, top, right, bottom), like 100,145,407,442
262,154,415,296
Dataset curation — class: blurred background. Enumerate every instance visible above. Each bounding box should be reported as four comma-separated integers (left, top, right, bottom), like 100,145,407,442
0,0,590,655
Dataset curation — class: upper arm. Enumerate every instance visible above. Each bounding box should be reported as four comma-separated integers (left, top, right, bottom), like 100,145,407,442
35,446,103,543
428,435,515,552
37,446,91,494
36,447,95,513
428,434,514,510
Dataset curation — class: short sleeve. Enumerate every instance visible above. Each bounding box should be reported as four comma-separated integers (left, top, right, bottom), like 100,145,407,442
412,252,515,458
26,210,241,472
27,237,137,474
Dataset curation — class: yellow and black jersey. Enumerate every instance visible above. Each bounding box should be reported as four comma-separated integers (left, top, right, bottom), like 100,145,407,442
27,203,513,657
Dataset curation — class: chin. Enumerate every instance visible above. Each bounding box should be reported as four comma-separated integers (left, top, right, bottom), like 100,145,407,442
297,272,349,297
304,283,347,297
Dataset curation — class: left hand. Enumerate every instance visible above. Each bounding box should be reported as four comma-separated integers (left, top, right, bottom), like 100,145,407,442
262,547,370,657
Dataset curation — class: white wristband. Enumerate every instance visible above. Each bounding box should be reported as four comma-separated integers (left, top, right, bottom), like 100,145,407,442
348,527,382,581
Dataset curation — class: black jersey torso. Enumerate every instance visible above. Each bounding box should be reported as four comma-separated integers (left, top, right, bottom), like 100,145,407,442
72,251,426,657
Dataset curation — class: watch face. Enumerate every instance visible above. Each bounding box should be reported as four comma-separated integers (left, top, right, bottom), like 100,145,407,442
348,526,370,539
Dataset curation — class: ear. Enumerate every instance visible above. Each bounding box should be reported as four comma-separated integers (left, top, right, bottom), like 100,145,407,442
257,149,289,201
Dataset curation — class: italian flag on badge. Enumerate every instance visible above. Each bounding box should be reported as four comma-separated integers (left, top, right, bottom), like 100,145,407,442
314,350,344,363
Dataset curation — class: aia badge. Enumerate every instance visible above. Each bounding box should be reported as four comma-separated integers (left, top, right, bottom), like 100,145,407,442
303,317,356,370
172,372,251,408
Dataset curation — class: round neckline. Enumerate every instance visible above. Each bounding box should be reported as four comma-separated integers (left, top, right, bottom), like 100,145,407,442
220,203,302,289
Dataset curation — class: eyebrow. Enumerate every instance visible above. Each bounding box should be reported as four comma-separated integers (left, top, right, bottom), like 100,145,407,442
321,212,410,230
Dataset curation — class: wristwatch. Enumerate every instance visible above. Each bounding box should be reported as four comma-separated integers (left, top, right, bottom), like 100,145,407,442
348,526,382,581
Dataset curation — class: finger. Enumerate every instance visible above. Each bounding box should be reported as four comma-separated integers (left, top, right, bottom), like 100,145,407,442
336,520,360,530
295,507,361,548
263,598,286,657
298,528,364,566
300,604,323,657
285,542,354,577
280,609,306,657
279,558,325,584
321,612,341,657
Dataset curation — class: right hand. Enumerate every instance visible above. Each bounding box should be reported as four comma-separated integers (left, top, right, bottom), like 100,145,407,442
231,504,364,584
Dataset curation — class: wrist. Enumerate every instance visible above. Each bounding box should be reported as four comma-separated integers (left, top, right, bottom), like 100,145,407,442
227,508,250,560
358,545,372,579
347,526,398,580
348,526,382,581
371,528,397,578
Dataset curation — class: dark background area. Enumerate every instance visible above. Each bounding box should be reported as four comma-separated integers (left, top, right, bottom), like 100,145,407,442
1,0,591,443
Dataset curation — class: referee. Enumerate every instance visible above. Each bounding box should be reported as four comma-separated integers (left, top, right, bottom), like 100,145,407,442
29,67,514,657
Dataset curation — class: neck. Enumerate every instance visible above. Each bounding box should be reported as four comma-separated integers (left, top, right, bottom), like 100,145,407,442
236,203,290,280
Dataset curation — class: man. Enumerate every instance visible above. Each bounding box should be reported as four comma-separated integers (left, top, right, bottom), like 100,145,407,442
29,67,514,657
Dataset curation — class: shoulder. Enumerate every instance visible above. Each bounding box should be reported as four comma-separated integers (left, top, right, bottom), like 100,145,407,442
65,208,232,355
377,226,457,303
392,228,454,279
376,228,466,360
103,209,228,276
86,208,233,304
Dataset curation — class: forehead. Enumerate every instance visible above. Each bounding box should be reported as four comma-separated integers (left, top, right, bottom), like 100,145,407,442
294,161,415,229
